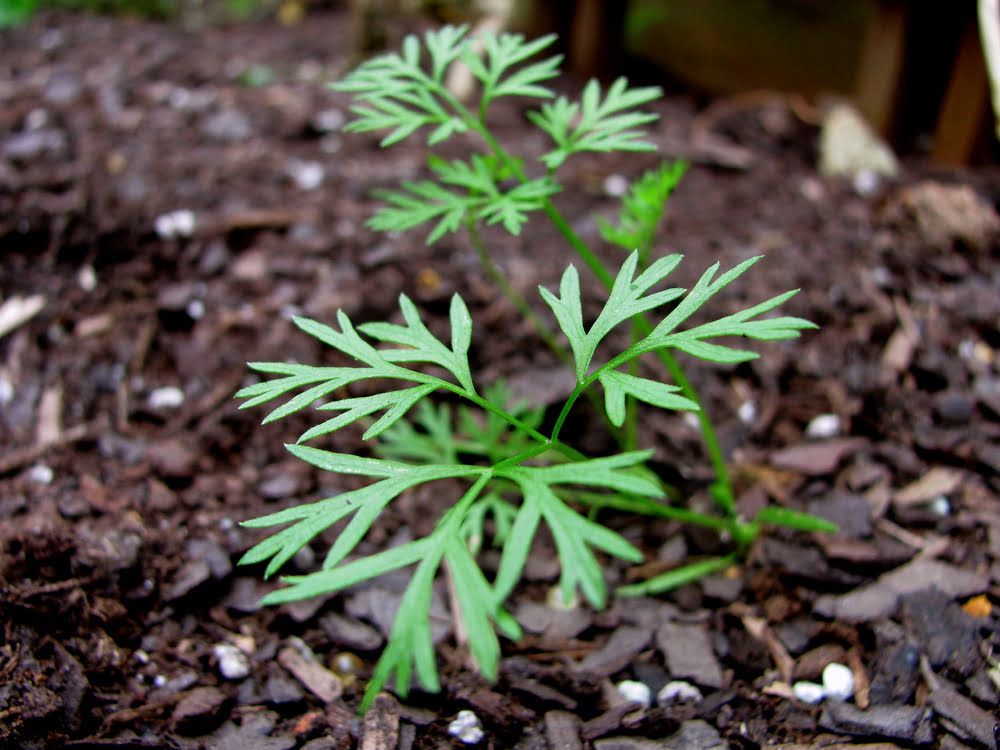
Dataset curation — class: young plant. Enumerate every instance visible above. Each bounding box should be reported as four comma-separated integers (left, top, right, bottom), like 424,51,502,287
331,24,740,513
237,251,832,710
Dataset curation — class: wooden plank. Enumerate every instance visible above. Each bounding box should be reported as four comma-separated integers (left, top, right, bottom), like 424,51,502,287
933,17,990,164
854,0,908,136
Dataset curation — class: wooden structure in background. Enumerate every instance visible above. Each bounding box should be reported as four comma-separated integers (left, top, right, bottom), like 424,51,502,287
560,0,994,164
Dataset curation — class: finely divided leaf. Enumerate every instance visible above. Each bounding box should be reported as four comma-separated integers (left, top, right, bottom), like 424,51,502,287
359,293,475,393
467,31,560,107
628,258,817,365
541,251,684,380
529,77,662,169
368,156,558,243
599,160,687,252
598,370,698,427
332,26,470,147
524,478,643,607
505,451,663,497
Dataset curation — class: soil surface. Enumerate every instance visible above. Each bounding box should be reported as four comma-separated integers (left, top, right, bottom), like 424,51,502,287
3,7,1000,749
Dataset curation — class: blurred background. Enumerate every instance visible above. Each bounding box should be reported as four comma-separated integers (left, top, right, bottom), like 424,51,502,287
3,0,995,165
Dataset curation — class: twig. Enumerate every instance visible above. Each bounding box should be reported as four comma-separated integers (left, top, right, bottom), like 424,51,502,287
0,418,105,476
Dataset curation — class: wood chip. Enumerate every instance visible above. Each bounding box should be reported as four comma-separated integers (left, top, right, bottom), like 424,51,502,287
814,558,989,622
277,641,343,703
360,693,399,750
36,384,63,446
576,626,652,677
544,710,582,750
770,438,867,476
0,294,45,339
736,609,794,684
893,467,963,507
656,622,725,689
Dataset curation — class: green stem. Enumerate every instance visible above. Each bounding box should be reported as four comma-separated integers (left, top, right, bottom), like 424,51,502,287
465,218,569,365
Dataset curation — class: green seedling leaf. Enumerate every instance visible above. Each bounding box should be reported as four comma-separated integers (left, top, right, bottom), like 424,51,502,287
599,160,688,252
754,506,838,533
493,473,644,607
540,250,684,379
470,32,560,107
529,77,662,169
617,555,736,597
370,155,558,243
360,293,475,393
598,370,698,427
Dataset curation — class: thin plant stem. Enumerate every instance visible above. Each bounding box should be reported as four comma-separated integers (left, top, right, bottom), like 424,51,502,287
465,218,569,365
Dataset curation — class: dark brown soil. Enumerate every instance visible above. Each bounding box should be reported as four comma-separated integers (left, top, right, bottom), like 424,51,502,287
2,7,1000,749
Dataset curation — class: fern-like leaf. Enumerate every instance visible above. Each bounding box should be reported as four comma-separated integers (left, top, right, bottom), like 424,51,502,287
599,160,687,252
528,78,662,169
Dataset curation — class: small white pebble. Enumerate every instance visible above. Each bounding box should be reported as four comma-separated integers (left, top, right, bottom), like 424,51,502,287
186,299,205,320
77,265,97,292
312,108,345,133
154,209,196,240
134,649,151,665
28,464,54,485
683,412,701,431
152,674,167,688
737,400,757,425
147,386,185,410
870,266,892,288
657,680,703,704
213,642,251,680
852,168,880,197
448,709,484,745
26,108,49,131
616,679,652,707
822,662,855,702
287,159,325,191
603,173,629,197
930,495,951,516
798,176,825,203
218,517,235,531
806,413,841,439
546,584,579,611
0,374,14,405
791,680,826,704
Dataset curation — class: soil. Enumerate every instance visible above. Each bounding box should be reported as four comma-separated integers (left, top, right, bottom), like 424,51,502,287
2,7,1000,749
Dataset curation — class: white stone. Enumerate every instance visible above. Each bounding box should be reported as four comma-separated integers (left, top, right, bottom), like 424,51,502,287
657,680,703,704
930,495,951,516
154,210,196,240
0,373,13,405
186,299,205,320
603,173,629,197
214,642,251,680
819,102,899,181
738,400,757,425
852,168,881,197
147,386,185,410
806,413,841,439
448,710,484,745
616,679,652,707
77,264,97,292
312,108,345,133
791,680,826,704
287,159,325,191
821,662,854,702
28,464,54,484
